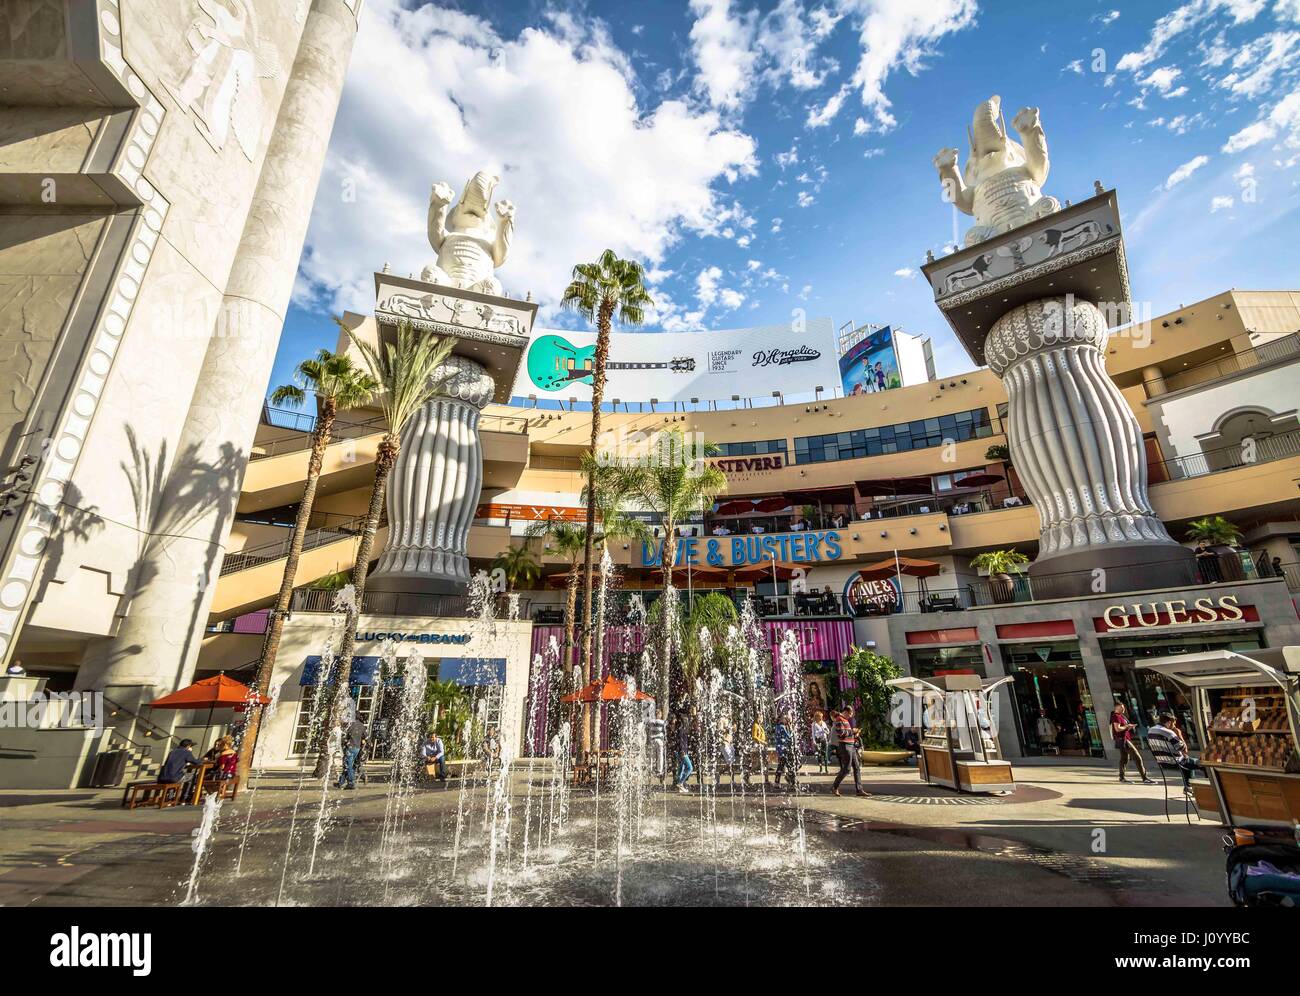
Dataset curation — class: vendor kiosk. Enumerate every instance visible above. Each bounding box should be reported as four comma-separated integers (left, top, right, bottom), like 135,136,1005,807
1138,647,1300,833
888,674,1016,795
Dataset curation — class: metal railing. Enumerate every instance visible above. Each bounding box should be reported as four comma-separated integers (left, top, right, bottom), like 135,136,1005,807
1150,427,1300,482
1157,332,1300,395
289,587,528,620
250,410,388,461
219,511,381,576
854,551,1275,616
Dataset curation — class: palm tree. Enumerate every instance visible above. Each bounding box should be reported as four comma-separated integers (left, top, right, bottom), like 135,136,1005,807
608,429,726,716
559,251,652,709
314,320,455,775
492,544,541,591
575,453,649,751
525,517,588,688
681,592,739,691
239,344,377,781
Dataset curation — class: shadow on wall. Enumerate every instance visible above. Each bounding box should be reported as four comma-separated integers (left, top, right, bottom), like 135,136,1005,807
117,425,244,689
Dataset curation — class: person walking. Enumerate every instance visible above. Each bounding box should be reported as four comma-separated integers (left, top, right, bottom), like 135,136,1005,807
1110,701,1155,784
717,713,738,786
743,713,770,790
811,711,831,773
337,715,366,790
673,709,694,794
772,711,799,791
830,707,870,798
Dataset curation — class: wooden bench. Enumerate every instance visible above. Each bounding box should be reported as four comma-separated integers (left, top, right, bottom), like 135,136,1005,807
121,781,183,809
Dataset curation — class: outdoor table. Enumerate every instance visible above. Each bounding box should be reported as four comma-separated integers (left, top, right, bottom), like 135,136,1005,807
187,762,215,804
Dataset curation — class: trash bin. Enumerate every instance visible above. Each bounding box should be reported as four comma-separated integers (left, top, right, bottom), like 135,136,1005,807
89,749,128,787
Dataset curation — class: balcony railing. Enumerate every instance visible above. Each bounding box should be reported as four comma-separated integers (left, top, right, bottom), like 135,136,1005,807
251,408,528,462
1158,332,1300,395
290,587,528,620
859,551,1269,616
1149,427,1300,482
220,511,379,576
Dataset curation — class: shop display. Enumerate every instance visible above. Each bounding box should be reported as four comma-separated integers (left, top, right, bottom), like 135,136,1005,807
1202,688,1299,771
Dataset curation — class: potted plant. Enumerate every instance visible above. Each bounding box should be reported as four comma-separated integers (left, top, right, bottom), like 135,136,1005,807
839,646,909,764
984,443,1011,463
1184,515,1242,552
970,548,1030,603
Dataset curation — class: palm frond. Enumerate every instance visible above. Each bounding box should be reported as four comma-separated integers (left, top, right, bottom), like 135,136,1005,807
347,320,456,439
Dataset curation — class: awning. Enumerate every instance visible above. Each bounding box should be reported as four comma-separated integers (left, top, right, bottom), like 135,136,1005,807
299,655,506,687
950,472,1004,488
560,675,655,703
783,486,857,505
855,476,933,497
1136,647,1300,689
857,556,942,582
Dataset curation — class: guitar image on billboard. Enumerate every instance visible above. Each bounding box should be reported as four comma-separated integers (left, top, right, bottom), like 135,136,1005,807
526,334,695,392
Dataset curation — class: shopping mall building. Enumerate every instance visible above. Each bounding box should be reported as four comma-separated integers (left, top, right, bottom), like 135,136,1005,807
3,3,1299,788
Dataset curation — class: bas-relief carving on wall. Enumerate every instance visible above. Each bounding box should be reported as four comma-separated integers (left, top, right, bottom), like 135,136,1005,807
161,0,279,160
379,289,525,337
938,213,1117,296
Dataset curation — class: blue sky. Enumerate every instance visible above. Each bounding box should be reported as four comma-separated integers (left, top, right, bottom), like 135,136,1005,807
274,0,1300,393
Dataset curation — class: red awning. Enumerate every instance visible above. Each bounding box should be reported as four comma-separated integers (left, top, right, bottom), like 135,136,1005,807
857,556,943,582
855,476,933,497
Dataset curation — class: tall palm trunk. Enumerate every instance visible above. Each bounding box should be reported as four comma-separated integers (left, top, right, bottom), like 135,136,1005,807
658,529,677,720
238,400,337,782
312,436,396,776
578,299,615,754
563,572,578,691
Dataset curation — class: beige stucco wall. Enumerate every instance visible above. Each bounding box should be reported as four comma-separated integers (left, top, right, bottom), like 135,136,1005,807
254,613,534,770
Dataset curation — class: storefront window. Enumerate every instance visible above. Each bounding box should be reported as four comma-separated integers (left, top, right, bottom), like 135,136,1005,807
1101,631,1265,751
907,645,986,679
1000,642,1103,758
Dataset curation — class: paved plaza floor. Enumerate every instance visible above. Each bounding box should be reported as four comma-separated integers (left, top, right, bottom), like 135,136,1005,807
0,760,1228,907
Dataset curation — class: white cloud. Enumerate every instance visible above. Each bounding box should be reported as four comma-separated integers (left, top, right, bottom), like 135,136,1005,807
756,0,843,90
774,144,800,168
1063,59,1084,74
696,265,724,306
1140,66,1182,91
1118,0,1267,73
294,2,758,321
806,0,978,133
746,259,762,270
771,216,783,233
1216,30,1300,98
1211,195,1235,210
796,190,815,207
1165,154,1210,188
1234,161,1256,179
718,287,746,309
688,0,760,112
736,233,753,247
798,283,812,300
1221,90,1300,151
863,147,885,158
1164,85,1189,97
1094,9,1122,25
893,267,916,278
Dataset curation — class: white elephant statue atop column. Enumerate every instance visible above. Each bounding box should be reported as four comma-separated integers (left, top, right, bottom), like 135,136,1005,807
420,170,515,295
933,95,1060,247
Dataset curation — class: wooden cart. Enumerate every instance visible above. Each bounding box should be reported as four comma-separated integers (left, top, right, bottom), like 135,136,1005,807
1137,647,1300,833
888,673,1016,795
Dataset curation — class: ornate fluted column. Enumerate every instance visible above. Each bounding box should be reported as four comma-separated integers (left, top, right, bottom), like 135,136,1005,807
367,356,496,594
984,297,1183,575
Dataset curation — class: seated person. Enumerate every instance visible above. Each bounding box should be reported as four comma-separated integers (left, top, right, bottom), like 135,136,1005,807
158,738,203,788
213,735,238,779
1148,712,1202,792
420,732,447,782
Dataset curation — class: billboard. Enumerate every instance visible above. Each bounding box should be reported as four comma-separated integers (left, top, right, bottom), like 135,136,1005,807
839,325,902,397
512,319,839,403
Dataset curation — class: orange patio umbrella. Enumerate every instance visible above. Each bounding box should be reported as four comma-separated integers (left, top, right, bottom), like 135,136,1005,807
560,674,655,704
147,673,269,711
856,556,942,582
